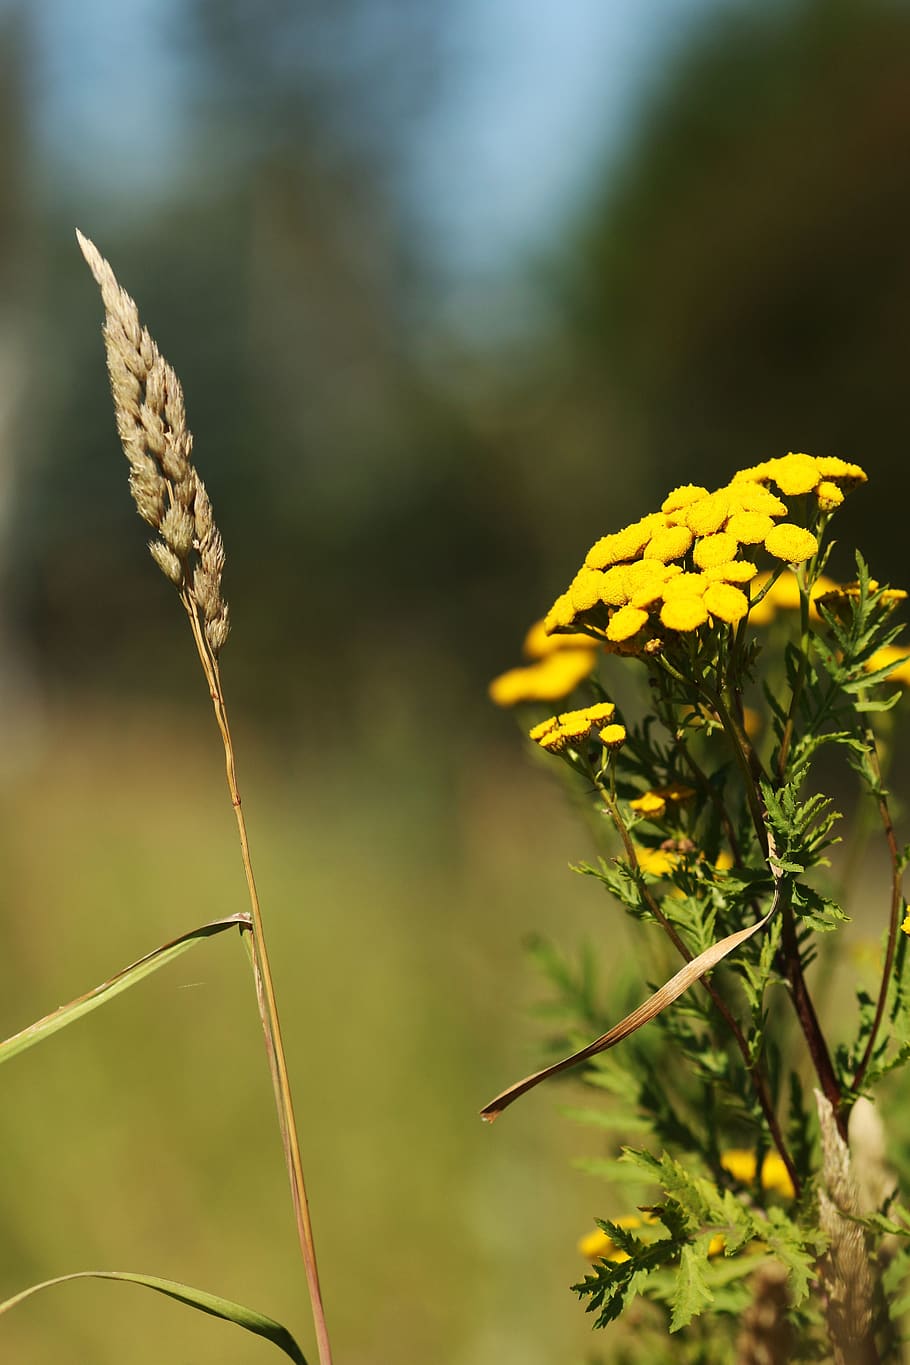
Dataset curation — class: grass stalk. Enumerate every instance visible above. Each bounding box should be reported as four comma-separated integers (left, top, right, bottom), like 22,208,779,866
184,601,334,1365
77,230,334,1365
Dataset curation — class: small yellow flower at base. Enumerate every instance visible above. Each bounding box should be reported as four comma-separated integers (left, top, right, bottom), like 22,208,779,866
902,910,910,937
764,523,819,563
721,1148,795,1199
864,645,910,687
630,791,668,819
635,845,681,877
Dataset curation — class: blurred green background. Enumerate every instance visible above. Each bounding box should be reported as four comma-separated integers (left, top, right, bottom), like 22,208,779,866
1,1,910,1360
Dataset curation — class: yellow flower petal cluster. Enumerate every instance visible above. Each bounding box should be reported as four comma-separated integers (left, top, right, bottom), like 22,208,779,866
733,451,866,500
543,454,864,650
488,618,599,707
529,702,624,755
720,1148,795,1199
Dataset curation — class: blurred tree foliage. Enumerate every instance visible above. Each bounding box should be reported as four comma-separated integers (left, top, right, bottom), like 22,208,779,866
6,0,910,728
560,0,910,588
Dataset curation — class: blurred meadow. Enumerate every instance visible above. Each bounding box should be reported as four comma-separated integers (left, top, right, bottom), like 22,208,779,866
2,1,910,1361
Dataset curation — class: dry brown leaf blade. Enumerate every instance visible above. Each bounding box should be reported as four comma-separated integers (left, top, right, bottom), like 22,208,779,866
481,888,781,1121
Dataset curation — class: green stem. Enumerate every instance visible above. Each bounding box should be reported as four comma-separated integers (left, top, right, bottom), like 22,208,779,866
711,684,845,1138
184,599,334,1365
594,774,800,1197
850,722,905,1097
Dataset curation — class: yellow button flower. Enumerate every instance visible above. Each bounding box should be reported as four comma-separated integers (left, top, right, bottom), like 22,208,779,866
685,490,731,537
704,559,758,583
585,515,663,569
814,456,867,487
727,481,787,517
569,567,609,612
661,484,709,514
816,479,844,512
530,702,619,754
544,591,576,633
724,511,775,544
763,523,819,563
599,723,627,750
630,791,667,818
661,596,709,631
607,605,649,642
704,582,749,624
767,452,821,496
693,531,739,569
645,524,694,562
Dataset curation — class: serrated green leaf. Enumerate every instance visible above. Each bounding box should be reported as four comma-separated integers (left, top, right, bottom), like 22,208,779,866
670,1242,713,1330
0,1271,308,1363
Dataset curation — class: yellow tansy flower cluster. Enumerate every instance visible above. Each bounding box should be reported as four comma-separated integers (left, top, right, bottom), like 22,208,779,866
544,453,866,649
488,618,598,707
529,702,626,755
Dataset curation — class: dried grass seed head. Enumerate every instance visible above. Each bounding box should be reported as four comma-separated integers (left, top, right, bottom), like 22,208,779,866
78,230,231,655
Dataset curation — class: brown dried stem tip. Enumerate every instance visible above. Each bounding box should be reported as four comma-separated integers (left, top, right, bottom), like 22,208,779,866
76,230,229,657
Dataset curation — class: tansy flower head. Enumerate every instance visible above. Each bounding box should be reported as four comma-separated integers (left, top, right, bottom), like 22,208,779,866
536,456,866,653
660,595,709,631
764,523,818,563
599,723,627,750
607,605,649,642
529,702,619,755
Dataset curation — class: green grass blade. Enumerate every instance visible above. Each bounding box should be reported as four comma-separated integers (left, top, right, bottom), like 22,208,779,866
0,1270,308,1363
0,914,251,1065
